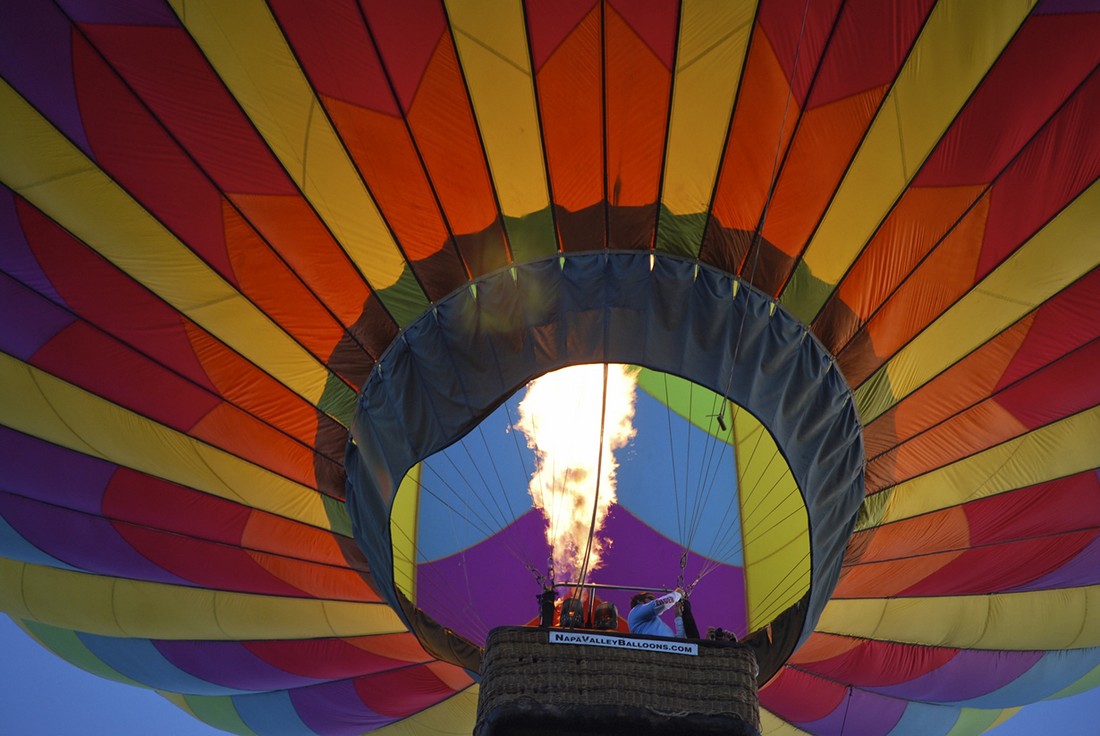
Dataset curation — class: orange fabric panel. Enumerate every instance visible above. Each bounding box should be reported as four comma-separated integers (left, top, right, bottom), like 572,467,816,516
853,506,971,566
183,323,340,440
536,5,603,215
223,201,354,365
863,316,1032,457
324,97,455,266
760,86,887,260
818,184,987,353
241,509,359,568
246,549,380,601
842,192,991,387
406,36,500,240
189,403,325,491
832,546,965,599
787,631,863,665
426,660,476,690
230,193,373,328
345,633,434,661
710,31,800,238
866,400,1028,494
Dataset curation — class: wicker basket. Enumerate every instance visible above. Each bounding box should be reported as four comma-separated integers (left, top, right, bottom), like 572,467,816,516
475,627,760,736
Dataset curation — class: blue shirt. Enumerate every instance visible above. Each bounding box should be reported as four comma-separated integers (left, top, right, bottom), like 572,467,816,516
628,596,685,638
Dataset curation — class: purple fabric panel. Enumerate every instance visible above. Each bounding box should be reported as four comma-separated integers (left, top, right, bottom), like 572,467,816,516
1009,531,1100,591
1035,0,1100,14
798,687,906,735
595,507,747,637
55,0,180,26
415,507,746,646
0,190,64,304
415,510,551,645
0,273,74,360
290,679,396,735
0,492,188,584
154,640,326,692
0,1,91,153
0,426,114,514
869,649,1044,702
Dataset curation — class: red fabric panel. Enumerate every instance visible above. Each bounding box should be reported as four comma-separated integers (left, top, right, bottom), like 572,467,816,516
753,0,932,293
359,0,446,112
77,24,295,195
864,327,1100,491
112,522,324,597
272,0,464,296
78,22,377,330
757,0,843,106
72,34,232,281
976,69,1100,279
103,469,251,547
355,664,459,718
604,2,673,248
607,0,677,69
792,635,959,687
244,635,429,679
862,268,1100,459
917,12,1100,187
526,0,596,71
838,69,1099,389
17,200,215,391
31,320,219,430
897,532,1097,596
964,472,1100,547
532,2,604,246
808,0,934,108
267,0,398,115
998,267,1100,387
364,3,506,270
759,666,847,723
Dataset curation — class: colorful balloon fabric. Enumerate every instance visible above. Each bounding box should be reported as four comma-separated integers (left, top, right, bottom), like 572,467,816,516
1,1,1098,735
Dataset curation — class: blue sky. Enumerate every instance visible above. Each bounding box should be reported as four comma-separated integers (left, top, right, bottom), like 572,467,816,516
3,614,1099,735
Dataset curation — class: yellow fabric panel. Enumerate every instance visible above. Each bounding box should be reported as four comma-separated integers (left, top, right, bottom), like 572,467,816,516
0,353,334,531
799,0,1035,293
758,711,813,736
391,463,422,603
660,0,755,217
371,689,478,736
732,407,809,632
857,180,1100,423
166,0,410,291
872,407,1100,527
816,585,1100,650
445,0,550,221
0,559,404,640
0,79,332,409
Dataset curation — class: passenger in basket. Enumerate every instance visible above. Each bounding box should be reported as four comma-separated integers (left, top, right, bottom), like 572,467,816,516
627,587,695,638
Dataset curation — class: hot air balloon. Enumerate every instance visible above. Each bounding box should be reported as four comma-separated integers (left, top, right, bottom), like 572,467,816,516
1,1,1098,735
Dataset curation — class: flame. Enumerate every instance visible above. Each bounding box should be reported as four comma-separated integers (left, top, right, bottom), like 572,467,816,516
515,363,638,582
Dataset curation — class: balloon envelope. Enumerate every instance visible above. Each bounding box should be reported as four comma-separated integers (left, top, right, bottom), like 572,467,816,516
2,0,1099,734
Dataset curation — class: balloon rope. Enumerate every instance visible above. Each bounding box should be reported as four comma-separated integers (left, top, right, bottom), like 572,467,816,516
576,362,611,592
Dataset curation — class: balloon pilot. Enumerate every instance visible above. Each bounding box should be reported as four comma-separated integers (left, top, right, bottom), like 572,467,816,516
627,587,699,639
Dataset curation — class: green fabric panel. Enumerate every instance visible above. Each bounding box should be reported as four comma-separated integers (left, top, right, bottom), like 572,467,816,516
171,693,259,736
945,706,1006,735
503,208,557,264
854,490,891,533
780,259,836,326
376,265,431,328
20,619,142,687
854,365,898,424
634,368,735,444
321,494,353,538
317,374,357,427
654,207,707,258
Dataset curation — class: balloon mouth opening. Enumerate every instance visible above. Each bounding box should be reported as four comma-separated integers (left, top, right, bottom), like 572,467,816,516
345,251,864,682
